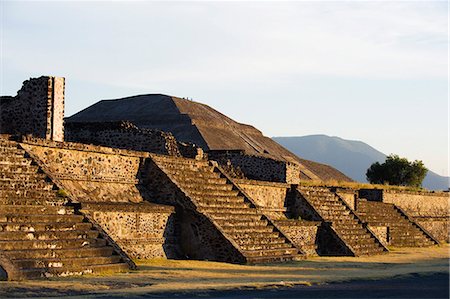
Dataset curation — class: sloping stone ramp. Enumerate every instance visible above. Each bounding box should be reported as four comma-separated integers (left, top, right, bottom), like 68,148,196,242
150,155,305,264
297,186,388,256
355,201,439,247
0,137,130,280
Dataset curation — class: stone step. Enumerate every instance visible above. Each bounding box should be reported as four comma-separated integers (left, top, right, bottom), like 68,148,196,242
174,176,228,185
0,139,19,147
0,230,99,241
209,213,262,222
364,221,410,227
298,187,329,193
166,170,222,180
0,151,25,159
354,247,385,256
243,247,298,258
0,172,47,180
304,192,336,198
389,233,429,240
360,215,404,221
177,182,233,192
228,232,281,240
357,207,397,213
339,233,373,242
186,188,240,197
390,240,434,247
0,197,67,206
0,189,59,199
246,254,301,264
196,200,250,209
0,214,84,223
215,218,269,227
348,243,383,253
201,207,258,215
0,222,92,232
155,157,211,167
0,238,107,250
389,227,423,233
0,205,74,215
318,210,351,217
317,204,347,210
0,180,53,190
160,163,214,173
0,164,39,173
221,225,274,234
335,225,367,232
6,246,114,260
239,242,293,251
194,195,247,204
329,217,360,224
0,145,25,154
20,262,129,279
0,156,32,165
345,237,379,247
332,223,364,232
14,255,122,269
152,155,210,167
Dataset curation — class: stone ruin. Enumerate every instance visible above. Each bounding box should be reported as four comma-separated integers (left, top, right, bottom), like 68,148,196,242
0,76,447,280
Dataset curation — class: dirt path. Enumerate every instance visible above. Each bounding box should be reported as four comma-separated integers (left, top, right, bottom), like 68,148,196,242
1,245,448,298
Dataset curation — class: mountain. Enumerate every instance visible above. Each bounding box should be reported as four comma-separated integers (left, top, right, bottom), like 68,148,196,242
272,135,449,191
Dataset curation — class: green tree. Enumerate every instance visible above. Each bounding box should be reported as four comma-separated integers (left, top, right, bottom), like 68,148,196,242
366,154,428,187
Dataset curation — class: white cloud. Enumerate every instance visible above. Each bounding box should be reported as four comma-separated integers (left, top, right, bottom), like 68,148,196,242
2,1,447,89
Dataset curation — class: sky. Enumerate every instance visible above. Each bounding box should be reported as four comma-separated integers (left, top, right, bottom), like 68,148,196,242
1,1,448,176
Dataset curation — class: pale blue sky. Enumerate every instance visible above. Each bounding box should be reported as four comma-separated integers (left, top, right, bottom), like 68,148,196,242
1,1,448,176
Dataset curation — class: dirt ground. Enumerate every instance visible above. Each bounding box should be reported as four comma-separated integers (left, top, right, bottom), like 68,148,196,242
0,245,448,298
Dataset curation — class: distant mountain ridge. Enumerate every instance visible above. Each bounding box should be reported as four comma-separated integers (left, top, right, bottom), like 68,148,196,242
272,135,449,191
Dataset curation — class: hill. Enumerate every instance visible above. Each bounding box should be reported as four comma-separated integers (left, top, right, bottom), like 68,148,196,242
273,135,449,191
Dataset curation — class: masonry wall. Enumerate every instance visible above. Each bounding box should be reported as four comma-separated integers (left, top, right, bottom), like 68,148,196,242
0,76,65,141
273,220,320,255
359,189,449,242
209,151,300,184
81,202,179,259
20,137,146,203
65,121,182,156
234,179,289,209
18,137,179,258
335,188,357,210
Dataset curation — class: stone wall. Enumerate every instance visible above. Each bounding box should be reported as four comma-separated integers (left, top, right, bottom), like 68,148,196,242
209,150,300,184
19,137,149,203
65,121,181,156
18,137,182,259
335,188,357,211
367,225,389,247
81,202,179,259
0,76,64,141
234,179,289,209
359,189,449,242
273,220,320,255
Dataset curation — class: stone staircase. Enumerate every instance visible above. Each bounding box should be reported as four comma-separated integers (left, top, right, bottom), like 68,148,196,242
297,186,387,256
355,201,438,247
0,137,129,279
151,155,304,264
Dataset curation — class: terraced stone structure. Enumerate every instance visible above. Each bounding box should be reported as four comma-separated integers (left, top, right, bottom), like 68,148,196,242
145,155,304,263
354,201,438,247
0,76,444,281
0,137,131,280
